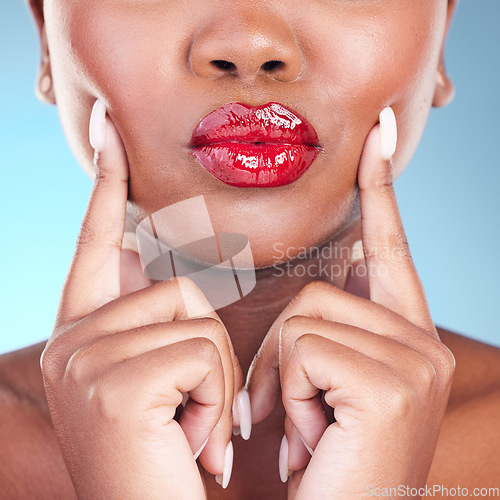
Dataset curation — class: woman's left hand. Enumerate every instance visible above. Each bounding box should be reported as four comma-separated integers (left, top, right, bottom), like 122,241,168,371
245,109,456,499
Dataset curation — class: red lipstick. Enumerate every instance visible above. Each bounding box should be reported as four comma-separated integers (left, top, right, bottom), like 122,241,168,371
189,102,321,188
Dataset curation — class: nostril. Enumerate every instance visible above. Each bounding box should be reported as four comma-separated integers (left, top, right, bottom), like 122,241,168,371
211,60,237,71
261,60,284,72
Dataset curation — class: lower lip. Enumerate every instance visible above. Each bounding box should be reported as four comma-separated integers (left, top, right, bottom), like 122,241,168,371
190,142,321,188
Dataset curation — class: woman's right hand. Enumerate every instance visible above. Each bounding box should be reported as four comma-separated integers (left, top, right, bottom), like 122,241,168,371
40,100,245,499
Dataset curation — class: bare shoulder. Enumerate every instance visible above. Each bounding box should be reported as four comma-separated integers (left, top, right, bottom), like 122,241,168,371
437,326,500,407
427,327,500,495
0,342,76,499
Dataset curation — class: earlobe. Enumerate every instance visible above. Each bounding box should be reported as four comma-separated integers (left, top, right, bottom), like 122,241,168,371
35,22,56,106
432,0,458,108
432,62,455,108
35,27,56,105
27,1,56,105
36,65,56,105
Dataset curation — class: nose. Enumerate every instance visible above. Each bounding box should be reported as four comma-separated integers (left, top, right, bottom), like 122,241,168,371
188,5,302,82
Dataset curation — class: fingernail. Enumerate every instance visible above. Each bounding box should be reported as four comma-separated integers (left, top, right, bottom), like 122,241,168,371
236,388,252,440
193,436,209,461
379,106,397,160
299,434,314,456
232,426,241,436
279,434,292,483
215,440,233,489
89,99,107,152
350,239,364,265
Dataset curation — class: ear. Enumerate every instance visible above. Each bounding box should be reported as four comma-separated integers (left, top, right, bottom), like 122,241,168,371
432,0,458,108
27,0,56,105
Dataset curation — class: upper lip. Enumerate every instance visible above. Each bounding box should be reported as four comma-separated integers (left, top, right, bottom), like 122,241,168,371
190,102,321,147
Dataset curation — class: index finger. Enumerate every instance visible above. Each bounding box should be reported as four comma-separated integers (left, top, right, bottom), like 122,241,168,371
355,107,435,333
55,99,129,328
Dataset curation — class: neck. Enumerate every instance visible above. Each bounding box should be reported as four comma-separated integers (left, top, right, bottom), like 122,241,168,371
216,216,362,373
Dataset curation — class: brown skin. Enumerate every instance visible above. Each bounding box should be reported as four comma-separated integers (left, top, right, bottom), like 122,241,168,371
36,0,454,267
1,0,498,497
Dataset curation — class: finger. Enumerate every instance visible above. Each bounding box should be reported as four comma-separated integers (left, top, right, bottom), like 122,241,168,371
288,467,306,500
56,99,130,328
357,107,434,332
65,277,219,341
245,331,281,425
59,276,247,441
55,276,243,385
281,333,388,449
284,411,318,474
65,317,236,479
246,279,436,424
279,342,329,466
279,315,444,396
66,279,243,477
96,337,225,493
67,318,233,381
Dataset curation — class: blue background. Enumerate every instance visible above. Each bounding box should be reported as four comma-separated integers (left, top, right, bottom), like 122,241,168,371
1,2,499,354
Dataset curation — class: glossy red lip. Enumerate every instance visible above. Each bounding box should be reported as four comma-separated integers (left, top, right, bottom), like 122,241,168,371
189,102,322,188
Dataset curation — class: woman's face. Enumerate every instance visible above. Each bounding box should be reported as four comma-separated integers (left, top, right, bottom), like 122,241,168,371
40,0,453,268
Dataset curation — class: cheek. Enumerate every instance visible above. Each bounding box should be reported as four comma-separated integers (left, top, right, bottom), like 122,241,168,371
304,0,446,174
42,0,447,267
44,0,193,179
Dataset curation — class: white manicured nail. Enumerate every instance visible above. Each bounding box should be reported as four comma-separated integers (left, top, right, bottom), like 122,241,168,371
232,426,241,436
299,434,314,456
193,436,209,461
350,239,364,265
379,106,397,160
236,388,252,440
89,99,107,152
215,440,233,489
279,434,292,483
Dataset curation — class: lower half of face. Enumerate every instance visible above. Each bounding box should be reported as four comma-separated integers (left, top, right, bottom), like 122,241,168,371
45,0,448,268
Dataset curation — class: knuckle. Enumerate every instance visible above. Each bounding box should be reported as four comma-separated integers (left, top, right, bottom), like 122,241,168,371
414,355,439,391
88,371,128,423
75,219,98,250
169,275,198,292
298,280,332,299
381,352,443,417
40,339,68,384
373,167,394,191
280,315,309,344
94,168,128,189
75,219,122,254
197,317,226,340
190,336,222,369
65,344,100,386
164,276,206,304
362,229,411,263
431,342,456,382
292,332,317,357
382,378,414,417
388,229,412,261
94,168,112,185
